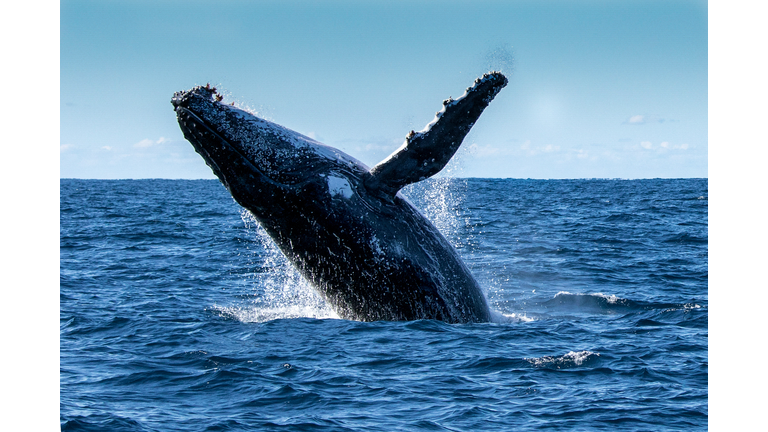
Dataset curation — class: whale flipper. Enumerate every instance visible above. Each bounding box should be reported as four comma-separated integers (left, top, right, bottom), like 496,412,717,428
365,71,508,198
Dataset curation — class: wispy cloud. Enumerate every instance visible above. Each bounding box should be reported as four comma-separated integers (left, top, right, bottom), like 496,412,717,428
639,141,689,150
469,140,562,157
60,144,75,152
364,142,397,152
134,137,171,148
623,115,668,125
468,143,503,157
542,144,560,153
520,140,560,155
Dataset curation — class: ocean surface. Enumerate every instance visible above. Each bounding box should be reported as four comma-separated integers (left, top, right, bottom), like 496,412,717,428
60,178,708,431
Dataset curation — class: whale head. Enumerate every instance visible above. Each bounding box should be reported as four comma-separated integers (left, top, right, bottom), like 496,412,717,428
171,85,370,216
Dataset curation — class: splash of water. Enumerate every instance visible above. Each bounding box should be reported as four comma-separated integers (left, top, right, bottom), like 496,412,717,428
229,210,338,322
417,177,469,249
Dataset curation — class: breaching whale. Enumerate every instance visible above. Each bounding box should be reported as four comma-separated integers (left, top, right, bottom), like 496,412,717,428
172,72,507,323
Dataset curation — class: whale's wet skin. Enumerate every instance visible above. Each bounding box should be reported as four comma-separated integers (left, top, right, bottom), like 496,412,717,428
172,73,507,323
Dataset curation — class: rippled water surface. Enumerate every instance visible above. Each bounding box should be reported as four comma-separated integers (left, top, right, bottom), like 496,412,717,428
60,178,707,431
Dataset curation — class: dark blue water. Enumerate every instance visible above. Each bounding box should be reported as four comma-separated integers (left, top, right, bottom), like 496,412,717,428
60,178,707,431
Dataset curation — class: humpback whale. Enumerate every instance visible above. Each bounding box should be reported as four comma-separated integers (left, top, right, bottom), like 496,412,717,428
172,72,507,323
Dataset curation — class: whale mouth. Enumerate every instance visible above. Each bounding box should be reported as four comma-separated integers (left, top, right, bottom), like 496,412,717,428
176,104,295,193
174,105,233,180
172,86,275,189
172,86,313,190
171,85,224,148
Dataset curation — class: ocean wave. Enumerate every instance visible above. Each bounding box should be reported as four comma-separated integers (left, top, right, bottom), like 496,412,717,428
539,291,685,314
526,350,601,369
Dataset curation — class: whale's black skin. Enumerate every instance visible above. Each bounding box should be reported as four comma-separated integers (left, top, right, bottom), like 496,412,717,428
172,72,507,323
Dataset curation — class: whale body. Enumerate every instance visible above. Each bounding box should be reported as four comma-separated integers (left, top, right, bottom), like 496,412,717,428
172,72,507,323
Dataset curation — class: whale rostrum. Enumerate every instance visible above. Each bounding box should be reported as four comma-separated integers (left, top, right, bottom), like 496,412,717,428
172,72,507,323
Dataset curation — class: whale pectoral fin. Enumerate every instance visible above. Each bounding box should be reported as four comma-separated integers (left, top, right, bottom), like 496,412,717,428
364,72,508,198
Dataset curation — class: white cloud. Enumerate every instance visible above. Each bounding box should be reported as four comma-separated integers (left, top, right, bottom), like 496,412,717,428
468,143,502,157
543,144,560,153
640,140,690,151
101,146,112,151
624,114,668,125
60,144,74,152
511,140,561,156
134,137,170,148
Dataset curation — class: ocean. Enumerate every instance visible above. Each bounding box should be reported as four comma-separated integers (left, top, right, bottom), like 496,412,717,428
60,178,708,431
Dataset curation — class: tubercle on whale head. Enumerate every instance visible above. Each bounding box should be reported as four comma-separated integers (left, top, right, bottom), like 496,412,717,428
171,84,224,112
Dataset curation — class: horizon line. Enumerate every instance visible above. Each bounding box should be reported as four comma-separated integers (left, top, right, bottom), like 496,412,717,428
60,176,708,181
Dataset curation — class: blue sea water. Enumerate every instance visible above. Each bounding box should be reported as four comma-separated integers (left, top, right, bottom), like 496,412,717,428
60,178,707,431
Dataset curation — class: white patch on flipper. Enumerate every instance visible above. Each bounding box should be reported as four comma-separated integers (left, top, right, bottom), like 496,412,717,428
327,176,353,199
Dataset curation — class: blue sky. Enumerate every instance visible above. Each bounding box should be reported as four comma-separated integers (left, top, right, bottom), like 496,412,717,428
60,0,707,179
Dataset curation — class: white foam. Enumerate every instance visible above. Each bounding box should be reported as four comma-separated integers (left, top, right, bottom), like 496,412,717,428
554,291,622,304
563,350,597,365
490,309,535,323
592,293,621,304
210,304,339,323
526,350,599,367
